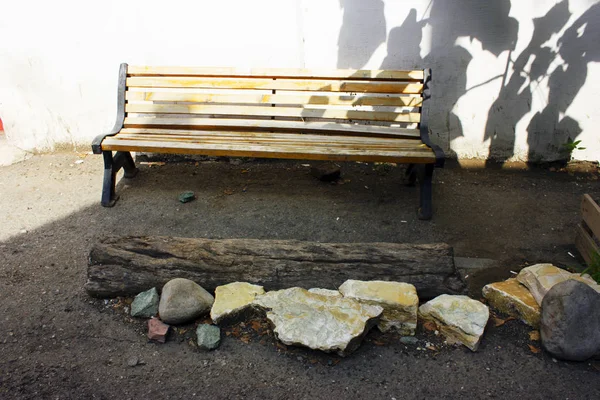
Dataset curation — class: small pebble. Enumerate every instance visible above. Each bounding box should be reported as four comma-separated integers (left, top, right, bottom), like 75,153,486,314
127,356,139,367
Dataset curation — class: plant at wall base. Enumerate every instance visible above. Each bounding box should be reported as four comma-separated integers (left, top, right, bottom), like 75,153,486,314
581,251,600,284
561,137,586,161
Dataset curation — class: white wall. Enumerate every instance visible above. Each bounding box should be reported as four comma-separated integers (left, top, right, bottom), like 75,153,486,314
1,0,598,162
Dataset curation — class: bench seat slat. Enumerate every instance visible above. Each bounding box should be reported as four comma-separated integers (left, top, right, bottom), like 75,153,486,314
127,66,425,81
118,128,422,145
115,132,429,150
102,136,435,164
126,77,423,94
125,104,421,123
126,91,423,107
123,117,421,139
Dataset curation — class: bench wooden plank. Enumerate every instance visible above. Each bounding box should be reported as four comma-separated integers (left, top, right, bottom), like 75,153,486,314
101,137,436,163
113,134,430,151
125,103,421,123
126,91,423,107
126,77,423,94
127,66,425,81
123,117,422,138
119,128,422,145
575,223,600,265
581,194,600,241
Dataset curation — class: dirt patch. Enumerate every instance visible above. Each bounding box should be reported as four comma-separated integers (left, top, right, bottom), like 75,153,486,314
1,153,599,399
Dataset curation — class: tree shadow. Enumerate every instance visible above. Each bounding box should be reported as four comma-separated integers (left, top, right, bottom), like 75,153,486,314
337,0,386,69
525,2,600,163
485,1,571,166
336,0,597,165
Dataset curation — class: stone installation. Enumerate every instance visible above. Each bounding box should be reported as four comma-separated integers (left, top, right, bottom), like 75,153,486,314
419,295,489,351
482,278,540,328
338,280,418,335
540,280,600,361
211,282,265,324
130,287,159,318
307,288,342,297
158,278,214,325
482,263,600,361
148,317,169,343
253,287,383,356
516,263,600,305
196,324,221,351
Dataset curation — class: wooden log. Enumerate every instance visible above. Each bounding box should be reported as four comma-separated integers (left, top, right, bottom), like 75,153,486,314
85,236,463,299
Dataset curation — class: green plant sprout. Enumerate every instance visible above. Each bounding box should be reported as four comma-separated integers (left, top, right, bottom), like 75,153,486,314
562,137,586,160
581,251,600,284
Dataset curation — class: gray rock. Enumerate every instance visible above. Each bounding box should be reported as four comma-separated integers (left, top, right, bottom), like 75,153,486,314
196,324,221,350
400,336,419,345
131,287,159,318
158,278,214,324
310,162,341,182
178,191,196,203
541,280,600,361
126,356,139,367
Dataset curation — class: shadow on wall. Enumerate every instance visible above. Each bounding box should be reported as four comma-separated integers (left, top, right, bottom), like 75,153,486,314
337,0,598,164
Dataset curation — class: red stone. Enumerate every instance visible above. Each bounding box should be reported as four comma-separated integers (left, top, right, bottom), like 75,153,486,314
148,317,169,343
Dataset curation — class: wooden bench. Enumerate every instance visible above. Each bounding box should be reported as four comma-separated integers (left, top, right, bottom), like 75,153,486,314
92,64,444,219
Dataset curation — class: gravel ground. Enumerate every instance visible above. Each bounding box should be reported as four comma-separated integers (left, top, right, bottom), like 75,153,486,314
0,152,599,399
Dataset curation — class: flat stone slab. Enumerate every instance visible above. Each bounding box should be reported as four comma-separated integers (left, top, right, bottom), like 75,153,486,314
517,264,600,306
211,282,265,324
253,287,383,356
482,278,540,328
339,280,418,335
419,295,489,351
308,288,342,297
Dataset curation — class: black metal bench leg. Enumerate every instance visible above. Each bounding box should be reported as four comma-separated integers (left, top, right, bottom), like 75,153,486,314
100,151,138,207
101,151,118,207
114,151,138,178
405,163,417,186
417,164,434,220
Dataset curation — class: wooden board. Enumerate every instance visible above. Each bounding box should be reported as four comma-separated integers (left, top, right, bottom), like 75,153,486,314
85,236,463,299
101,137,436,163
125,103,421,123
118,128,423,146
112,133,429,151
581,194,600,241
126,77,423,94
123,117,422,138
575,223,600,265
125,91,423,107
127,66,425,81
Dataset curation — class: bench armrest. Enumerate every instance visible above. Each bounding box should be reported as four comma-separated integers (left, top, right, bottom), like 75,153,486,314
92,63,128,154
420,69,445,168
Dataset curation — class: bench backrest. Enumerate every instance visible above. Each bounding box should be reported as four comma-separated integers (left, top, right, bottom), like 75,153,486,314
119,65,431,141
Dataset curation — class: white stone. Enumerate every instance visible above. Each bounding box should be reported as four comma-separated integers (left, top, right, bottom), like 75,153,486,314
210,282,265,324
158,278,214,325
253,287,382,356
419,295,489,351
338,280,418,335
307,288,342,297
517,264,600,306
